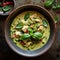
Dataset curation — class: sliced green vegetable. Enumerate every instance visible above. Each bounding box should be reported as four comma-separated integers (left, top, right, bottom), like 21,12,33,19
20,33,30,40
44,0,54,8
32,32,43,40
42,20,48,27
2,5,11,12
24,13,30,21
16,22,23,29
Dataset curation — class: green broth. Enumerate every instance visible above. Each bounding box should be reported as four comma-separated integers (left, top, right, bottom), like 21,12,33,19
10,11,50,51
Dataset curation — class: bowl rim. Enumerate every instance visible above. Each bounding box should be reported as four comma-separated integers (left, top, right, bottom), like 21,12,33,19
4,4,56,57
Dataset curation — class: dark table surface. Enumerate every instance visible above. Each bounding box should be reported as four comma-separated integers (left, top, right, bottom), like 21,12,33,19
0,0,60,60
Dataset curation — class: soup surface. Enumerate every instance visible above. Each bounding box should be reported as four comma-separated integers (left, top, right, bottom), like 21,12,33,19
10,11,50,51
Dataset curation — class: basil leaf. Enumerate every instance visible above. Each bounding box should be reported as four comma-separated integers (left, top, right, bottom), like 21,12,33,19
42,20,48,27
28,28,33,36
16,22,23,29
44,0,54,8
28,28,33,33
24,13,30,21
20,33,30,40
32,32,43,40
2,5,11,12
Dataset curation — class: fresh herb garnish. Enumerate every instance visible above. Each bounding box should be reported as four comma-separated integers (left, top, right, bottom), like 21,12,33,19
24,13,30,21
32,32,43,40
2,5,11,12
16,22,23,29
28,28,33,33
20,33,30,40
44,0,54,8
52,4,60,10
44,0,60,11
28,28,33,36
42,20,48,27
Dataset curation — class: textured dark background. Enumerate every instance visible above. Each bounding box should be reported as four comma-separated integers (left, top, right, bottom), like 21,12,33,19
0,0,60,60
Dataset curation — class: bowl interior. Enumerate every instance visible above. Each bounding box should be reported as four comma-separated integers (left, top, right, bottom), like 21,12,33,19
5,5,56,57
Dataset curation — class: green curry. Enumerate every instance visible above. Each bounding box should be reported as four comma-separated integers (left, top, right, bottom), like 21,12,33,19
10,11,50,51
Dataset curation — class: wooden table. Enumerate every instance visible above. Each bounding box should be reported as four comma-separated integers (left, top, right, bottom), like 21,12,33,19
0,0,60,60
